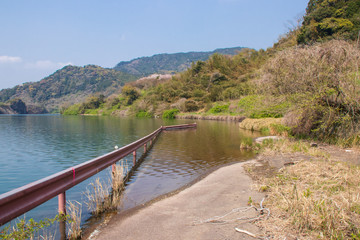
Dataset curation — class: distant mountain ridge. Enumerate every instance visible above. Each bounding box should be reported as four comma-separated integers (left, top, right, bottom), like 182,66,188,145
0,65,136,112
114,47,245,76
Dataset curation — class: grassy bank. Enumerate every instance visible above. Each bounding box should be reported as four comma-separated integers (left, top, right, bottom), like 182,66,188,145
246,139,360,239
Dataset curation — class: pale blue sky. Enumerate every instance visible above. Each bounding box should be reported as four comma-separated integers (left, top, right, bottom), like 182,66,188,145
0,0,308,89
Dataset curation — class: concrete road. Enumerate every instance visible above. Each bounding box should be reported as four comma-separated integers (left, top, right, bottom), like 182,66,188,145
90,161,265,240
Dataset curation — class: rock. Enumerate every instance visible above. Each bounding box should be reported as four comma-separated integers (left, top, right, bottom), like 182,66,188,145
0,105,17,114
310,143,318,147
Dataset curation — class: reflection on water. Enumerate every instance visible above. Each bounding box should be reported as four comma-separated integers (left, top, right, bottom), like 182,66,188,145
0,115,261,233
122,121,260,210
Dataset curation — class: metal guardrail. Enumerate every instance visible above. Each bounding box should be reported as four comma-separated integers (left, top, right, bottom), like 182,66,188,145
0,123,197,226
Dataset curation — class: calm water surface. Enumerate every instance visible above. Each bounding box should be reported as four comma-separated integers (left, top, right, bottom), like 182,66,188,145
0,114,260,231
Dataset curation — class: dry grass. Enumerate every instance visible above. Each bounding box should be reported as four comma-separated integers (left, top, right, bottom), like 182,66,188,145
257,160,360,239
239,118,282,132
252,140,360,239
259,138,329,159
38,229,56,240
84,178,110,215
84,163,126,215
260,40,360,98
66,201,82,240
110,163,126,207
111,164,125,192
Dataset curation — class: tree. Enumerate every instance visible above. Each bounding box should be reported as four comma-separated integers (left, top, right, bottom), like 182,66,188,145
121,85,140,105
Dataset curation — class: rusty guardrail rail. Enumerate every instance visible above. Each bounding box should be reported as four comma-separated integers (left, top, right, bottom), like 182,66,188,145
0,123,197,226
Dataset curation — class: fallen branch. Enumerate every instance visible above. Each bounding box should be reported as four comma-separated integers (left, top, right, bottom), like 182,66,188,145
235,228,257,238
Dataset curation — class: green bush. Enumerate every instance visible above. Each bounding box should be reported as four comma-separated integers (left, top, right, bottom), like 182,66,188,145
250,111,283,119
136,111,153,118
162,109,179,119
62,104,81,115
270,123,292,136
0,215,67,240
82,95,105,109
238,95,291,119
238,95,259,110
208,104,229,114
84,109,99,115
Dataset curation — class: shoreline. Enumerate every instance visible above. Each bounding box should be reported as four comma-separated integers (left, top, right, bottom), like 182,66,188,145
176,114,245,122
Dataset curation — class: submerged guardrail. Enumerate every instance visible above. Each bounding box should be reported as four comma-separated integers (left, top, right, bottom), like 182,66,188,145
0,123,197,228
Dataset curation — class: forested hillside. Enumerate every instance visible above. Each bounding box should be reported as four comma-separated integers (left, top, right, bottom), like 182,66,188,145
297,0,360,43
0,65,136,112
113,47,244,76
64,0,360,146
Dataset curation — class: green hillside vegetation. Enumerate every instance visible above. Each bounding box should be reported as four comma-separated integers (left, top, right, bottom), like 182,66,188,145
64,0,360,146
297,0,360,43
113,47,244,76
0,65,136,112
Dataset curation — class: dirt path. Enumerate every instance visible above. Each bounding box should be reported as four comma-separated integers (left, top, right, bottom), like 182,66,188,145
88,161,265,240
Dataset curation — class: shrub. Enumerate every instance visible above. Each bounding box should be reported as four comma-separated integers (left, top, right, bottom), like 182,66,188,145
122,85,140,105
82,95,105,109
208,104,229,114
184,100,199,112
136,111,153,118
222,87,240,100
62,104,82,115
270,123,291,136
0,215,68,240
84,109,99,115
250,111,282,119
192,89,206,98
238,95,291,118
162,109,179,119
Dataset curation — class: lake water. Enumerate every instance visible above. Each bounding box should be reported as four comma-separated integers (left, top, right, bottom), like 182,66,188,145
0,114,260,234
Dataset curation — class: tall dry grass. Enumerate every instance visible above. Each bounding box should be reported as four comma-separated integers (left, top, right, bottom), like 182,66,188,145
66,201,82,240
257,159,360,239
84,163,125,215
250,139,360,239
258,40,360,144
259,138,329,159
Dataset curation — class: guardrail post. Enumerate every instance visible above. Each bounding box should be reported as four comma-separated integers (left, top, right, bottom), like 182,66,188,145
58,192,66,215
133,151,136,165
58,192,66,240
144,143,147,152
